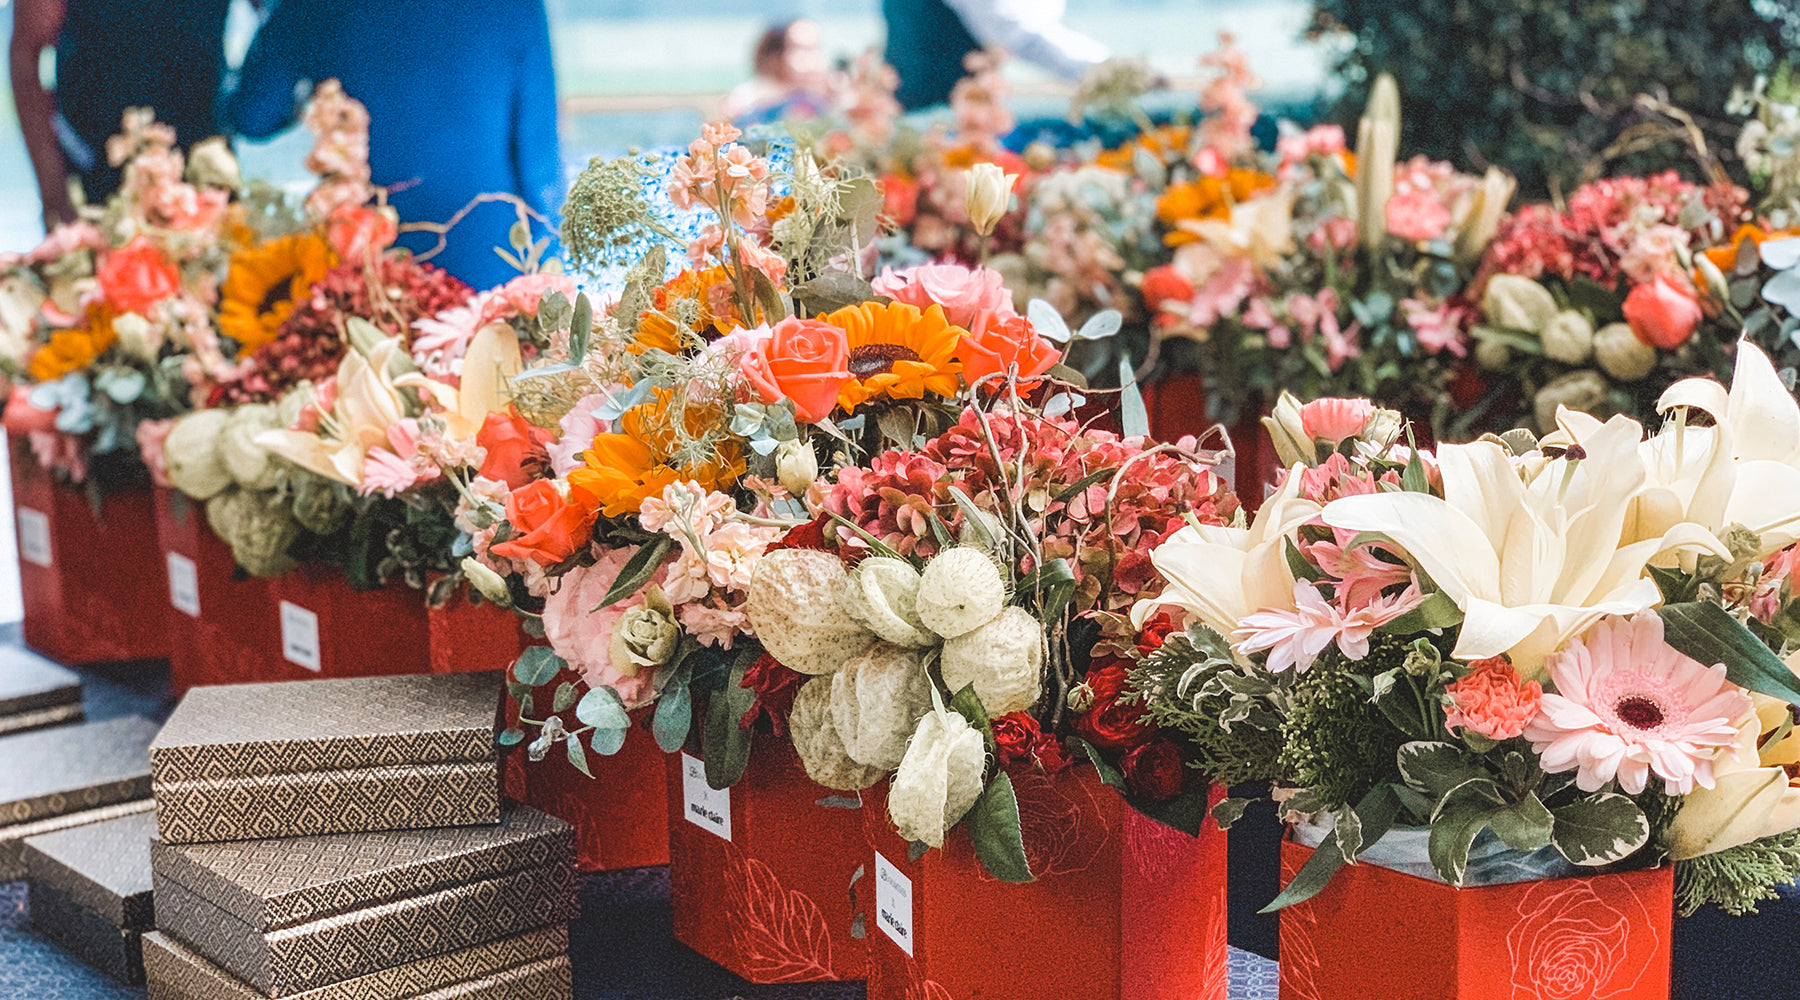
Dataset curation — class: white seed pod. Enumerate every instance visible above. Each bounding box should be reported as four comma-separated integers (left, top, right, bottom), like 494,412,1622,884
888,707,987,848
220,404,283,490
1539,310,1594,365
839,556,934,647
790,676,885,790
939,606,1045,715
1593,322,1658,381
830,643,934,768
915,547,1007,639
164,409,233,500
746,549,876,674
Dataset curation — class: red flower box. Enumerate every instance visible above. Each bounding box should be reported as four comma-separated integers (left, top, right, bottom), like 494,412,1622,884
667,740,867,983
1138,376,1277,500
152,487,283,697
11,444,169,665
862,768,1229,1000
1278,839,1674,1000
426,583,529,675
500,697,670,871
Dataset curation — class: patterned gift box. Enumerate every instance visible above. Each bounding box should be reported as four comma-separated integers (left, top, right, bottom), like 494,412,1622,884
862,769,1230,1000
1278,839,1674,1000
149,672,503,843
149,804,578,996
0,645,83,736
24,810,156,984
11,440,170,666
0,715,158,880
142,924,571,1000
666,740,868,983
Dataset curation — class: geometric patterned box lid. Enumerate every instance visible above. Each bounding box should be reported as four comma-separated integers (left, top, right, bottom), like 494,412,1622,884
23,809,155,929
0,715,156,828
150,804,572,931
0,646,81,717
150,672,501,781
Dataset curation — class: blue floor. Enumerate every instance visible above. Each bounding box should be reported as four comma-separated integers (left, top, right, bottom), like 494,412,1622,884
0,643,1280,998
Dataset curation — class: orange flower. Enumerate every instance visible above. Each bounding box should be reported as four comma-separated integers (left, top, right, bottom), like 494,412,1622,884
28,304,117,381
218,232,335,351
738,317,852,423
489,479,599,567
633,265,741,353
569,389,746,517
1095,125,1194,171
1156,169,1277,246
96,238,180,315
959,314,1060,387
817,300,966,411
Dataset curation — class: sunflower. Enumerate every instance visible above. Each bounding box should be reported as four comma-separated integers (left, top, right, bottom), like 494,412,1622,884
568,388,746,517
1156,169,1278,246
818,300,965,411
27,304,117,381
633,264,742,353
217,232,334,352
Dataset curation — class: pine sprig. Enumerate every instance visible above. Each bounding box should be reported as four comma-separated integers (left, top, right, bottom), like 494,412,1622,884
1676,829,1800,917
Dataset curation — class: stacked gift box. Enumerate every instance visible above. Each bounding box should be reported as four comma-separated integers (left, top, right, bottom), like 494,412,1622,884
24,811,158,983
0,714,158,880
0,646,84,736
123,671,578,999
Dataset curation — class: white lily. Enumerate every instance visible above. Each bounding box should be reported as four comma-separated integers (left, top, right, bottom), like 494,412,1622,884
1131,467,1321,639
392,322,523,441
255,335,413,486
1667,653,1800,860
1322,413,1727,674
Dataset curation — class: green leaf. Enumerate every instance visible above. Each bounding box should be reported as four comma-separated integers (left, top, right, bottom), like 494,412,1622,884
703,649,759,788
1284,538,1324,583
1649,565,1701,605
512,647,566,687
598,536,674,610
590,725,628,756
825,513,910,562
575,685,631,730
1377,591,1464,634
1550,792,1649,866
947,683,995,757
1118,356,1150,438
569,292,593,364
1019,558,1077,623
1660,602,1800,706
791,271,877,316
1212,797,1250,830
1071,736,1126,790
1052,467,1116,504
1401,429,1429,493
1263,784,1401,912
552,682,579,713
1486,794,1555,854
652,667,693,753
498,727,526,747
1427,797,1491,886
566,732,593,776
1397,741,1485,799
968,771,1035,883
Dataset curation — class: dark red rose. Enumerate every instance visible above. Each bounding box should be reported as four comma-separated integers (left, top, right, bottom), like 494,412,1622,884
1121,739,1185,802
1073,659,1158,752
992,712,1041,763
1135,610,1181,659
768,515,832,553
1034,733,1071,774
739,653,805,735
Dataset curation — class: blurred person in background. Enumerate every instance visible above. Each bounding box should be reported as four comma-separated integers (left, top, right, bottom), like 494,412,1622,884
883,0,1108,110
10,0,232,227
723,19,836,126
226,0,561,290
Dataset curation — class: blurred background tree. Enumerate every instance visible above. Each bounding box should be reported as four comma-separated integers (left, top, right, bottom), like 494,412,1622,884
1311,0,1800,197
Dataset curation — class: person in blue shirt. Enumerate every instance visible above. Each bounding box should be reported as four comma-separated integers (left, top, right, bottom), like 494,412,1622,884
11,0,232,226
883,0,1108,111
226,0,562,290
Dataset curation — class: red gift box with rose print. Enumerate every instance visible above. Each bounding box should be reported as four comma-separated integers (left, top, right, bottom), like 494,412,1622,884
862,768,1229,1000
12,443,170,666
500,692,670,871
152,486,285,696
1279,839,1673,1000
666,738,868,983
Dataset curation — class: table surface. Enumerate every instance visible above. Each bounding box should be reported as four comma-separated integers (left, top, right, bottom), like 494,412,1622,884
0,645,1282,999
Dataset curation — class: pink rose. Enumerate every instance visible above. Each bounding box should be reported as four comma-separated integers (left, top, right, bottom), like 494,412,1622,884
1298,397,1374,444
737,317,852,424
325,204,398,263
96,237,180,315
135,417,177,488
496,272,580,317
2,385,57,436
873,263,1018,331
1621,275,1702,350
1384,190,1452,242
541,545,669,709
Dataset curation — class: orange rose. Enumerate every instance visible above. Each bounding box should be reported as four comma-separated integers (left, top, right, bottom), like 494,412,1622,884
476,409,554,490
1621,275,1702,351
325,204,398,263
96,238,180,315
489,480,598,567
738,317,852,424
959,313,1060,387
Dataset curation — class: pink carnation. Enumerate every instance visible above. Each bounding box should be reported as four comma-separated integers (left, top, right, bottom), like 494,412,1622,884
541,545,670,709
1384,190,1452,242
872,263,1017,331
1298,397,1374,444
1445,657,1543,740
135,417,177,489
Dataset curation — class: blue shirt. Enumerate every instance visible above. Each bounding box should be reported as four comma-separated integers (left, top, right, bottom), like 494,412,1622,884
226,0,562,290
883,0,981,111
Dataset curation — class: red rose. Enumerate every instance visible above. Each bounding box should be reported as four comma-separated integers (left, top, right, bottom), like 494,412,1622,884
1073,659,1158,751
476,409,554,490
1140,265,1196,322
992,711,1041,763
1121,739,1186,802
1135,610,1180,659
96,237,180,315
739,653,805,735
488,479,597,567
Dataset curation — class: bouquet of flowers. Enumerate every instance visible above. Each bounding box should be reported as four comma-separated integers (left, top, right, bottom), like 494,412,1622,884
1130,342,1800,915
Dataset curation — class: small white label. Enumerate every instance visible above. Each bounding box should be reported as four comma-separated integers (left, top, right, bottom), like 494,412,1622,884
680,752,732,841
17,508,50,567
167,553,200,617
279,601,321,671
874,852,914,956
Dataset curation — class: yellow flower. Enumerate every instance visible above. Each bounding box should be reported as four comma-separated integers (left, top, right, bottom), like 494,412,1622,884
28,304,117,381
568,389,745,517
218,232,334,351
818,300,965,412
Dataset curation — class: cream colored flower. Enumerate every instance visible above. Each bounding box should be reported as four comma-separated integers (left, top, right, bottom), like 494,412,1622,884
829,642,934,768
1540,310,1594,365
1482,274,1558,334
1667,692,1800,860
1593,322,1656,381
745,549,877,674
888,696,987,848
791,676,885,791
461,556,512,606
610,586,681,676
916,547,1006,639
839,556,934,647
220,404,283,490
965,163,1019,238
939,606,1044,714
165,409,233,500
775,439,818,497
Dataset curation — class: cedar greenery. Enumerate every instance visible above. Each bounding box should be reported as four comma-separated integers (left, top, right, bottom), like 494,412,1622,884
1676,828,1800,916
1279,645,1411,811
1125,626,1285,787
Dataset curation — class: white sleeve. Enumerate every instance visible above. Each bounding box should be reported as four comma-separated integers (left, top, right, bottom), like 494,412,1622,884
940,0,1110,81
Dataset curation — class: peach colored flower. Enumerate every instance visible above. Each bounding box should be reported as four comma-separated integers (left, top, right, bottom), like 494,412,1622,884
96,237,180,315
958,313,1060,386
872,263,1017,332
542,545,670,708
737,316,853,424
1444,657,1543,740
1297,397,1373,444
1621,275,1701,350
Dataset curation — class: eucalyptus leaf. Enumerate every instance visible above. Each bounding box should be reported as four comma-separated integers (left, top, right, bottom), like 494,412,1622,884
569,292,593,364
1076,309,1122,341
575,685,631,730
566,732,594,776
653,669,693,752
553,682,579,713
1117,357,1150,438
498,727,526,747
590,725,628,756
512,646,566,687
598,535,674,610
1028,298,1073,343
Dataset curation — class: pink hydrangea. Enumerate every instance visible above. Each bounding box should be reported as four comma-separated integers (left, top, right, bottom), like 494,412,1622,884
1444,657,1543,740
1385,190,1452,242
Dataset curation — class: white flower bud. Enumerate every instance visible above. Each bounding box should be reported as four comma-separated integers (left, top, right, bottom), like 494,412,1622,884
829,643,934,768
916,547,1007,639
186,137,242,190
965,162,1019,238
221,404,283,490
460,557,512,607
1593,322,1657,381
745,549,876,674
609,587,681,677
888,702,987,848
775,439,819,497
791,676,885,790
112,311,162,363
939,606,1044,715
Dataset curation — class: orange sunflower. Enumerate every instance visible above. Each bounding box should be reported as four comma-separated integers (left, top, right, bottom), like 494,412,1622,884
28,303,117,381
568,388,746,517
633,264,744,353
217,232,335,351
1156,168,1278,246
817,300,965,411
1095,125,1194,171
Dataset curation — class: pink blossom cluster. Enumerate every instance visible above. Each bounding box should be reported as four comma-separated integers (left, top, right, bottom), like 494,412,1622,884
1384,156,1473,243
1242,287,1362,371
107,112,228,239
669,123,787,284
302,80,375,221
639,481,783,648
411,272,578,378
1196,34,1260,163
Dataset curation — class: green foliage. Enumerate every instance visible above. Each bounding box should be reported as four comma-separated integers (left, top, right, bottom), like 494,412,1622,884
560,154,673,269
1676,828,1800,916
1126,627,1286,787
1312,0,1800,196
1279,652,1410,810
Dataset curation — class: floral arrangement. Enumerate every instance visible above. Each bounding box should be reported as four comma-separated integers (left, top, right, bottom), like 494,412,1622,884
1128,343,1800,915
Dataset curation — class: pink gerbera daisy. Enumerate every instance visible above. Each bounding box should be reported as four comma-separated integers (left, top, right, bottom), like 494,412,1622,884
1524,614,1749,796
